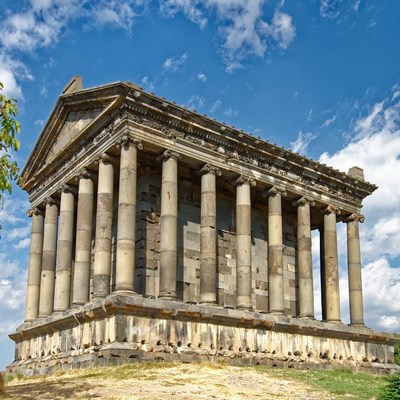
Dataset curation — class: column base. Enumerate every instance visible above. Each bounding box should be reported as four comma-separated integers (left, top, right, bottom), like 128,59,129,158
350,322,365,327
269,310,285,315
300,315,315,320
158,292,178,300
237,305,253,311
114,289,140,297
200,302,217,306
327,319,342,324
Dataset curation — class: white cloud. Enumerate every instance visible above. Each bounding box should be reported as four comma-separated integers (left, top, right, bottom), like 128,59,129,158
14,237,31,250
320,0,342,19
290,130,317,155
160,1,295,72
0,0,145,99
187,95,205,110
160,0,208,29
306,108,313,122
162,53,188,73
224,106,237,118
321,115,337,128
264,10,296,50
8,225,30,241
209,99,222,113
0,54,33,99
318,90,400,333
196,72,207,82
141,75,155,92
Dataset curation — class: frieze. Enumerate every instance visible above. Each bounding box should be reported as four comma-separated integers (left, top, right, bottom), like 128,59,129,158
27,97,369,209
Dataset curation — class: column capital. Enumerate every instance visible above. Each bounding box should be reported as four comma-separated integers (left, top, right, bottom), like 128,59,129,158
75,167,97,181
344,213,365,223
26,207,44,217
321,204,341,216
95,153,116,166
116,134,143,150
44,197,58,207
58,183,76,195
200,163,222,176
293,196,315,208
234,175,256,187
157,149,182,162
264,185,287,198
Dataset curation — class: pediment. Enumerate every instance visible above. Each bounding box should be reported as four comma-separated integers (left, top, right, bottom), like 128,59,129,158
43,107,103,165
21,83,127,191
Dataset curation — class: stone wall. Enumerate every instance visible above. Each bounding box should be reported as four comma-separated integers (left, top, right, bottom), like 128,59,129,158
8,294,398,376
116,167,298,314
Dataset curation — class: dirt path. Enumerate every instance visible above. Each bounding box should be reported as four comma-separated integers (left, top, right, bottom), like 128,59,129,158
4,364,340,400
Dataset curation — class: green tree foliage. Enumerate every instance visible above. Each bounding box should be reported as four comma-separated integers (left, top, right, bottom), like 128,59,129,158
380,373,400,400
395,342,400,366
0,82,21,207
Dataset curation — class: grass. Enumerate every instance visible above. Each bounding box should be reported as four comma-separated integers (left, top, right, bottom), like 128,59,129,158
256,365,388,399
4,362,393,399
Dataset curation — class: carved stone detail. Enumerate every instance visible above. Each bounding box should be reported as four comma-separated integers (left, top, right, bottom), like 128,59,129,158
200,164,222,177
293,197,316,207
234,175,256,187
264,186,287,198
322,204,341,216
157,150,182,163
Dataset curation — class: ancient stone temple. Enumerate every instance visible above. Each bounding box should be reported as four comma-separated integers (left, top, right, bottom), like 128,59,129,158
7,77,398,375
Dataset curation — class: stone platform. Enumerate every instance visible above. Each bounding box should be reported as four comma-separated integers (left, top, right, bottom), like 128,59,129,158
7,293,399,376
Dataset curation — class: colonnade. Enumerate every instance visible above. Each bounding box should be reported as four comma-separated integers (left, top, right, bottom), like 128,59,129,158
24,141,365,326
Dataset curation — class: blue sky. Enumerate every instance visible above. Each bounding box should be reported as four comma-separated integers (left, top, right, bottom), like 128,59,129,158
0,0,400,370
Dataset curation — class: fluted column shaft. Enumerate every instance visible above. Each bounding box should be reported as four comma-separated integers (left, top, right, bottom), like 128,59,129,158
236,177,254,310
54,186,75,312
115,138,141,292
268,187,286,314
200,164,220,304
323,206,341,323
25,208,44,321
93,155,114,299
38,199,58,317
72,171,94,305
296,198,314,319
347,215,364,326
159,150,181,299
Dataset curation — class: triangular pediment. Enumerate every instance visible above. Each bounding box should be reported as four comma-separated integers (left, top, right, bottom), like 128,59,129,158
22,82,129,190
43,107,103,165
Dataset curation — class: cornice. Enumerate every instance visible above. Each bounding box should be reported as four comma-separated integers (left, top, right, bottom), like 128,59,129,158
22,81,377,210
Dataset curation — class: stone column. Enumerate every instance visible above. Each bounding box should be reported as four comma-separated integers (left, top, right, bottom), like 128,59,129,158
346,213,365,326
235,176,256,310
319,227,327,321
93,154,114,299
72,169,95,306
115,136,142,292
267,186,287,314
323,205,341,323
54,185,75,312
158,150,181,299
200,164,221,304
25,208,44,322
294,197,315,319
38,198,59,318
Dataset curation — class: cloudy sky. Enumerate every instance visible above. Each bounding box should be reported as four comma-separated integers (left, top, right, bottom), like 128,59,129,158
0,0,399,370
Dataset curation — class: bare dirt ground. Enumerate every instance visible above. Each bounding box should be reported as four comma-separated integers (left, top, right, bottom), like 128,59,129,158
3,364,342,400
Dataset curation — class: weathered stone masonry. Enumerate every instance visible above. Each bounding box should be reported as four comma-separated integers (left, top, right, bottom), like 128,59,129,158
8,77,399,375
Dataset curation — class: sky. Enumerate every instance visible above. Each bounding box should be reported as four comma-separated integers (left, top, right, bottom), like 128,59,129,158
0,0,400,370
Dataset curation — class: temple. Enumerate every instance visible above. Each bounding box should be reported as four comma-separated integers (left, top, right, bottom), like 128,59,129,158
7,77,398,375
